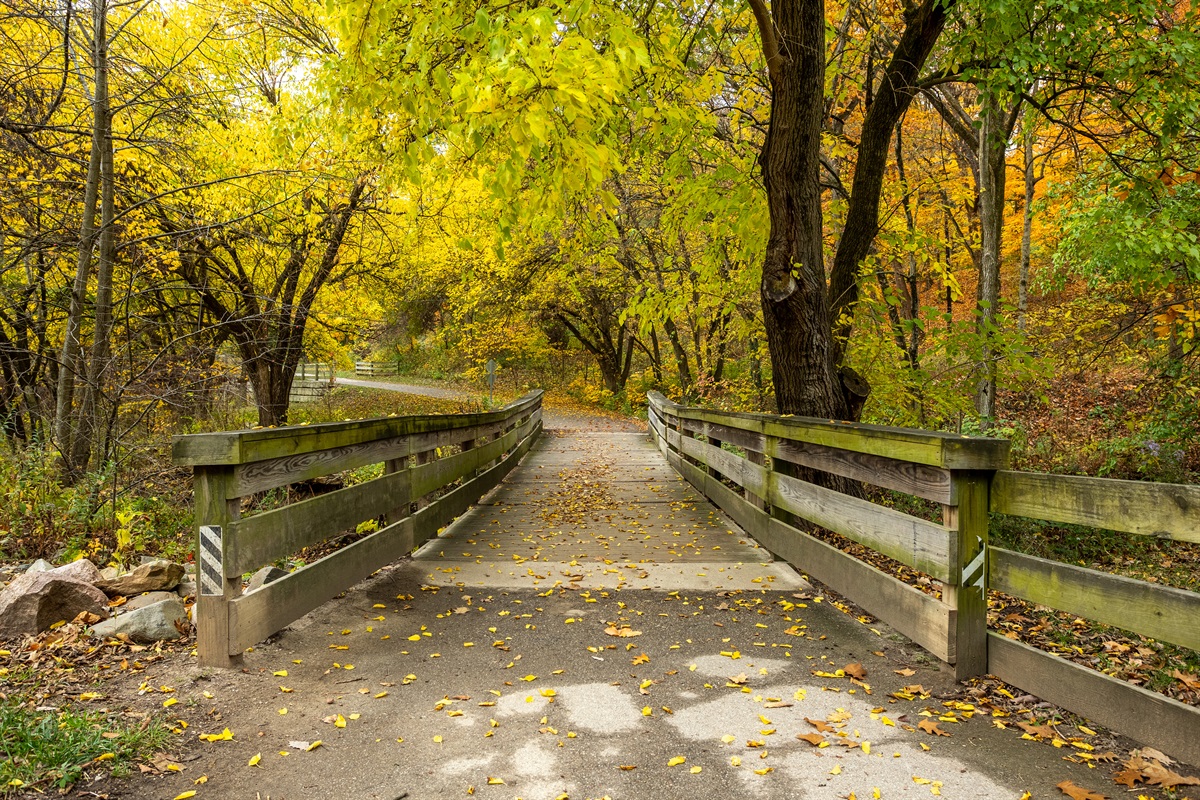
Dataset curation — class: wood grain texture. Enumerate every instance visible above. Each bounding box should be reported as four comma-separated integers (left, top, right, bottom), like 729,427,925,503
226,416,538,576
944,471,989,679
991,470,1200,542
230,420,540,652
990,546,1200,651
647,392,1009,470
174,391,542,466
769,470,956,581
192,466,241,666
666,449,955,664
663,410,955,580
988,633,1200,766
231,408,540,496
770,438,954,503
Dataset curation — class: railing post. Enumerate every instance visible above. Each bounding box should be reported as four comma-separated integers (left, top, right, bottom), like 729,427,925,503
943,470,990,680
194,465,243,669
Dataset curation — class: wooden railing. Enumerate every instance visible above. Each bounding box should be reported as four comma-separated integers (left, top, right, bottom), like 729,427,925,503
296,362,334,381
647,392,1200,764
987,471,1200,763
174,391,543,667
355,361,398,376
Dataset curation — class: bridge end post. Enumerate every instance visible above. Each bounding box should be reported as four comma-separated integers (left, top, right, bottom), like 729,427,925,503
943,470,992,681
194,466,243,670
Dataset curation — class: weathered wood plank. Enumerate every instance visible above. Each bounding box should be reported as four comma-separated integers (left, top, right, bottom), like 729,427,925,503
989,546,1200,651
987,633,1200,767
647,391,1008,470
769,471,956,581
666,449,955,663
231,411,535,497
943,471,989,679
677,418,767,454
674,434,768,498
230,421,540,652
771,439,954,504
174,391,542,466
990,470,1200,543
225,416,538,575
193,466,241,669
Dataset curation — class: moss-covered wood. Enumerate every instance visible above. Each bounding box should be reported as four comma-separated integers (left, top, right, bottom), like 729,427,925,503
990,546,1200,651
173,391,542,466
988,633,1200,767
648,392,1009,470
990,470,1200,543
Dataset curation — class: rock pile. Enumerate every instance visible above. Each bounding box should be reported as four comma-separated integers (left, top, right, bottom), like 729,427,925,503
0,557,194,643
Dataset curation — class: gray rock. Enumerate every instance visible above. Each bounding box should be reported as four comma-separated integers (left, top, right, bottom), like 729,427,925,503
47,559,103,584
121,591,179,612
96,560,183,596
100,566,122,581
244,566,288,594
0,571,109,638
90,597,188,643
176,576,197,598
25,559,54,574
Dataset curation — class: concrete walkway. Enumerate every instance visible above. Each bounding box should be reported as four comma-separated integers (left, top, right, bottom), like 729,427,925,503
415,430,804,592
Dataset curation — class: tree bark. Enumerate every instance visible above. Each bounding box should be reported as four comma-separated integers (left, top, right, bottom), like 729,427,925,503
757,0,954,420
1018,113,1036,333
53,0,107,477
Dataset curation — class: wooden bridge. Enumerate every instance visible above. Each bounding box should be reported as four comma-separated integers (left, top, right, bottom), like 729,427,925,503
173,390,1200,765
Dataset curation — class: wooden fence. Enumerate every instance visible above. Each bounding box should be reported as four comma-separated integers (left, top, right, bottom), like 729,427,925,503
296,362,335,381
173,391,543,668
356,361,398,376
647,392,1200,764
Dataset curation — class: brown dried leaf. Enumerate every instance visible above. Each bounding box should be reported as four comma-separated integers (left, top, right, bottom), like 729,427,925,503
917,719,950,737
805,717,835,733
1017,721,1056,739
1142,762,1200,788
843,662,867,680
893,668,916,677
796,732,826,746
604,625,642,638
1055,780,1106,800
1112,767,1144,788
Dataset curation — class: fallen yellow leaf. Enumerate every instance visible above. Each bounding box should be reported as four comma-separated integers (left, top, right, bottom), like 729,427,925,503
248,753,261,767
667,756,686,767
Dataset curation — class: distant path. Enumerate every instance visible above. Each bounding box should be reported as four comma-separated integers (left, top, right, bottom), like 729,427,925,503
335,375,645,432
336,376,463,400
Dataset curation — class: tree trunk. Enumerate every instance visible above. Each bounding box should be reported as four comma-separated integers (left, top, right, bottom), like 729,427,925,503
1018,114,1035,333
756,0,952,420
975,92,1008,429
53,0,107,476
759,0,845,419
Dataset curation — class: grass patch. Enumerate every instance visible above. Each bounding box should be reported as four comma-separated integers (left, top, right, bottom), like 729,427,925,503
0,697,170,794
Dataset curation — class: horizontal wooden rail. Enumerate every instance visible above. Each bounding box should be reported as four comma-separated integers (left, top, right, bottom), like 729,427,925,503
990,546,1200,652
356,361,398,376
988,634,1200,766
991,470,1200,542
176,391,542,667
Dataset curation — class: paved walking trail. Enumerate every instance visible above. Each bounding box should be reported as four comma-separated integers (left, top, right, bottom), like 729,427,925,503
105,390,1134,800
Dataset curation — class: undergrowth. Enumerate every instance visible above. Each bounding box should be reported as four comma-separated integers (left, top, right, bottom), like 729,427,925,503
0,697,169,794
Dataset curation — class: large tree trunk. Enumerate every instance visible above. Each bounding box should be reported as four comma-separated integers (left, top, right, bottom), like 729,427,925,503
758,0,845,419
755,0,953,421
